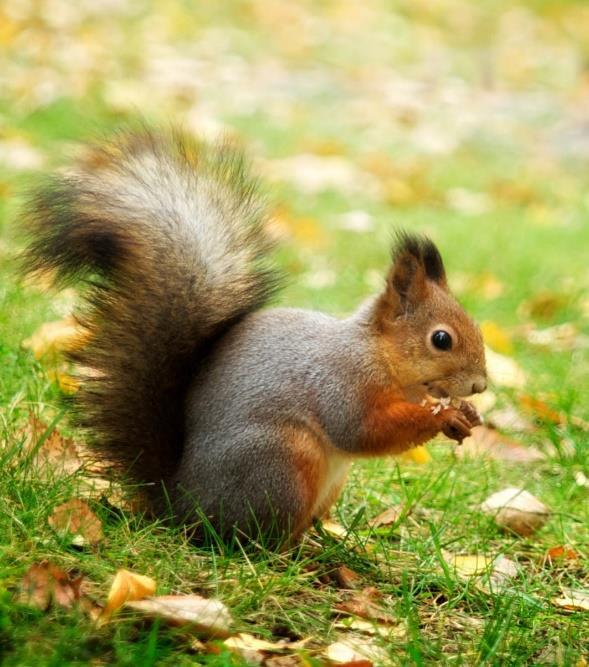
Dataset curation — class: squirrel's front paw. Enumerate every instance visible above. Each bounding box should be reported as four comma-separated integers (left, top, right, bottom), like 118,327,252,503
457,400,482,428
437,408,473,444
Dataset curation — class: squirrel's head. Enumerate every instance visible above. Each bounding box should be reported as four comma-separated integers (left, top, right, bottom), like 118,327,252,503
373,232,487,402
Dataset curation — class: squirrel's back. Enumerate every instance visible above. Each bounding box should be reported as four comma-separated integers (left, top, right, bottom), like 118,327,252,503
24,127,281,505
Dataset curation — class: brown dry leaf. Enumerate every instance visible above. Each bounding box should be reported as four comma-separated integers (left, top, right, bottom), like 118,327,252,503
126,595,232,638
335,587,396,625
456,425,544,463
48,498,104,546
98,569,156,625
481,321,514,355
22,315,90,360
481,487,550,536
17,561,83,611
332,565,363,590
18,415,83,478
543,546,580,565
367,506,402,528
552,588,589,612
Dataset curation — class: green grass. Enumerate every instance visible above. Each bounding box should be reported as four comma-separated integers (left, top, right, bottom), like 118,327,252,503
1,0,589,664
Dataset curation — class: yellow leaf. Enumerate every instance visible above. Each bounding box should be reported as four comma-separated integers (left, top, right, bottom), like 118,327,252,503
22,316,90,360
320,519,348,539
481,321,513,355
400,445,431,464
46,368,79,394
98,569,156,626
445,553,494,577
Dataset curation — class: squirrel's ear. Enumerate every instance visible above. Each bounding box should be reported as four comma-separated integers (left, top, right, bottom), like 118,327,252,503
386,249,428,314
372,232,448,326
389,231,447,291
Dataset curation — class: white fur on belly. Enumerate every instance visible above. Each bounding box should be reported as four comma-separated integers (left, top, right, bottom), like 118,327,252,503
313,452,351,517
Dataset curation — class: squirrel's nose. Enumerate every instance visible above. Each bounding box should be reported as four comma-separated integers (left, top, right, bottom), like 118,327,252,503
471,378,487,394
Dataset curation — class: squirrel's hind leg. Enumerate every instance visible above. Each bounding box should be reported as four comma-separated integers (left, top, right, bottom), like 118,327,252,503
173,424,330,545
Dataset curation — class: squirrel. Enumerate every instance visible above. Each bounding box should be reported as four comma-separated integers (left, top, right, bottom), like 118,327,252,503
24,127,487,544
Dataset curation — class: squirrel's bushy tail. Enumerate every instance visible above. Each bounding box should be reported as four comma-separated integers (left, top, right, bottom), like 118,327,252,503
24,127,280,502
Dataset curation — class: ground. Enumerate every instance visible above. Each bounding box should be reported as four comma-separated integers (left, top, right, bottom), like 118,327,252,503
0,0,588,664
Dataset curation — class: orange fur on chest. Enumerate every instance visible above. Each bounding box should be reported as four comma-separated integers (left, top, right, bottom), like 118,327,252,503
358,388,441,455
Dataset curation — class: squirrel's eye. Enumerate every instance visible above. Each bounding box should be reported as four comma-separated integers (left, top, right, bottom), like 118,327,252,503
431,330,452,351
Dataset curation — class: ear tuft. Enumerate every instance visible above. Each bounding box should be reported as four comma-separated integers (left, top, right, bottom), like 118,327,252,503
392,230,446,285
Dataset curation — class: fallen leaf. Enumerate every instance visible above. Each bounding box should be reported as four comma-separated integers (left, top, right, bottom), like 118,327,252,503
485,347,526,389
325,637,387,665
334,617,406,640
45,368,80,394
442,552,518,591
224,633,307,653
543,546,580,564
335,587,396,625
526,323,585,352
489,556,520,589
443,553,494,577
126,595,232,638
481,321,514,355
223,632,310,664
399,445,431,464
487,406,535,432
552,588,589,612
17,561,83,611
48,498,104,546
518,291,570,321
519,395,562,425
21,315,90,360
456,425,544,463
18,415,83,478
320,520,348,539
98,569,156,625
332,565,363,589
481,487,550,536
367,507,402,528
